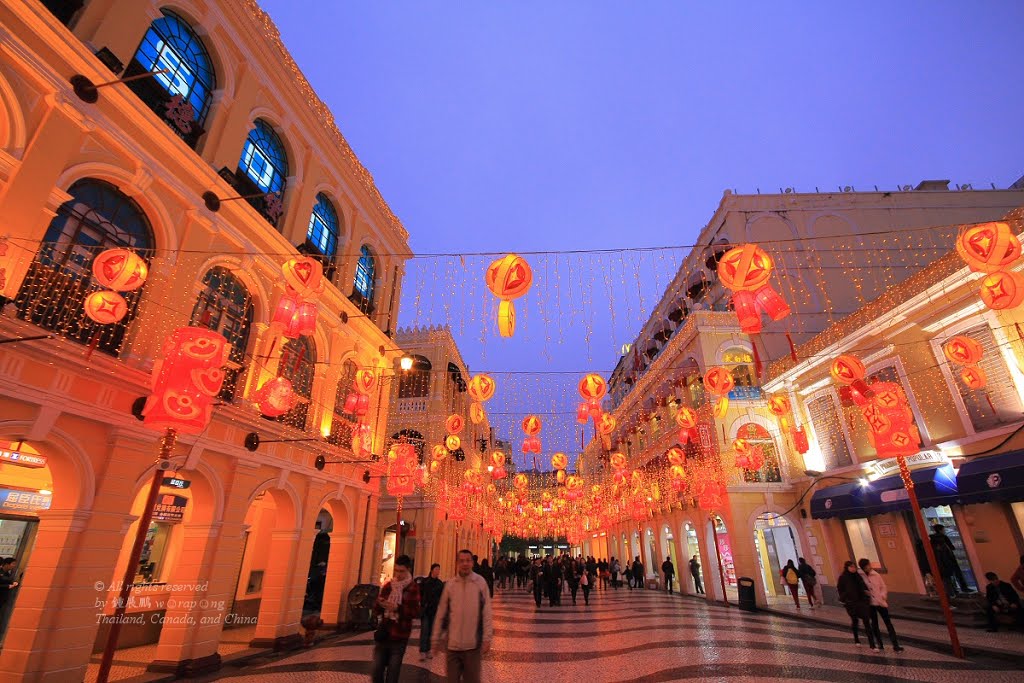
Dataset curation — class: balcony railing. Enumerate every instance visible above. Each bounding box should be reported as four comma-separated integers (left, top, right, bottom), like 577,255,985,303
396,397,429,413
123,59,206,150
217,167,283,228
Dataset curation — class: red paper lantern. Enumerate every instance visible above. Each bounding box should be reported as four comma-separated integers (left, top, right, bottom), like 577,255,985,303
486,254,533,300
956,222,1021,273
980,270,1024,310
860,381,920,458
84,290,128,324
513,473,529,490
576,403,590,424
717,243,790,332
830,355,866,385
92,249,148,292
445,434,461,451
143,327,229,434
271,290,317,339
467,374,496,402
491,451,506,468
578,373,608,402
386,442,417,497
282,256,325,299
609,452,627,471
596,412,617,435
704,366,735,396
254,376,298,417
792,427,809,454
432,444,448,462
675,406,697,429
943,336,984,365
445,414,465,434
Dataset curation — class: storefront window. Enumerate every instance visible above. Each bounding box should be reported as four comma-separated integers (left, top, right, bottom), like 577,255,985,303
712,515,736,587
380,527,397,583
844,518,881,567
754,517,800,598
136,522,172,584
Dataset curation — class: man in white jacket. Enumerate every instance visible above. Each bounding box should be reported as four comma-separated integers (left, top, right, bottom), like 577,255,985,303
432,549,494,682
858,558,904,652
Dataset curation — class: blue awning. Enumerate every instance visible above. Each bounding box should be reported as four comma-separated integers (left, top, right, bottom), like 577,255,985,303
810,482,871,520
810,465,959,520
869,464,959,513
956,450,1024,504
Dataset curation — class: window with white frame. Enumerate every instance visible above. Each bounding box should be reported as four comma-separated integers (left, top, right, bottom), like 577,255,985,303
949,324,1023,432
844,518,881,567
807,392,853,469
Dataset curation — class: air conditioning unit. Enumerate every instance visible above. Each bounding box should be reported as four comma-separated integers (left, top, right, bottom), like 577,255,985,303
784,187,795,194
842,186,854,192
900,185,914,191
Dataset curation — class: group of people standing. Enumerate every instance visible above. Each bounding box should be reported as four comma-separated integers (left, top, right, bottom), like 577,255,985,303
837,558,904,652
526,554,605,607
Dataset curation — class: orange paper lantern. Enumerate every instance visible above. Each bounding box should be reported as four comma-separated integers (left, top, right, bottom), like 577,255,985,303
830,355,866,385
513,473,529,490
578,373,608,402
92,248,148,292
469,402,485,425
703,366,735,396
980,270,1024,310
486,253,533,300
84,290,128,324
491,451,506,468
943,336,984,365
666,447,685,466
353,370,377,395
596,412,617,435
717,243,791,332
609,452,627,471
497,300,516,337
767,395,791,416
713,396,729,419
432,444,448,462
522,415,542,436
961,365,987,390
467,374,496,402
675,406,698,429
445,414,465,435
445,434,461,451
551,452,568,470
955,222,1021,273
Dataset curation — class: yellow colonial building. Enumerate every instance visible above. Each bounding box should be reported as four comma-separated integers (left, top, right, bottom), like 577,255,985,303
0,0,410,679
587,184,1024,607
375,325,499,581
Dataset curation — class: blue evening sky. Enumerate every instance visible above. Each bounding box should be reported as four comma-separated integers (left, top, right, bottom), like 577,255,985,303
260,0,1024,465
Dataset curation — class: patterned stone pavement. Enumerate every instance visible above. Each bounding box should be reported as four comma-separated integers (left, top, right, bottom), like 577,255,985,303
179,585,1023,682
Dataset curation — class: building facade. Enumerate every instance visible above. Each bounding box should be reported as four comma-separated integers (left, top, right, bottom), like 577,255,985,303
590,184,1024,607
375,326,497,581
0,1,409,679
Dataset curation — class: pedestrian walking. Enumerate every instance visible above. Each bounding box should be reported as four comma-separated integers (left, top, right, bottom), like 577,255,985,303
566,560,580,606
689,555,704,594
797,557,817,608
781,559,801,608
632,556,644,595
929,524,967,596
478,558,494,598
662,557,675,594
432,549,493,683
610,557,621,589
580,560,593,605
418,563,444,662
837,560,877,649
858,558,903,652
371,554,421,683
529,558,544,608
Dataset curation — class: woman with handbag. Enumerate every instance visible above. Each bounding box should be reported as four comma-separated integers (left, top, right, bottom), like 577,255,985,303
372,555,421,683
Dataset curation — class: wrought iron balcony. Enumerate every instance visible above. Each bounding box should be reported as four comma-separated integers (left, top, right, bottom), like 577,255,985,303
123,59,206,149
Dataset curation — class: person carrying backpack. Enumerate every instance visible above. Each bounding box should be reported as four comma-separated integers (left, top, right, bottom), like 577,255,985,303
781,559,802,608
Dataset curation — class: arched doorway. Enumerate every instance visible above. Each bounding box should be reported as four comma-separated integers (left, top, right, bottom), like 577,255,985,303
303,509,332,616
645,527,658,578
706,514,737,602
753,514,806,605
681,521,705,596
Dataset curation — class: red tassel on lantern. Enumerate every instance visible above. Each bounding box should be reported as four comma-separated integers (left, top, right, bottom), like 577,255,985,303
786,332,798,362
751,342,763,377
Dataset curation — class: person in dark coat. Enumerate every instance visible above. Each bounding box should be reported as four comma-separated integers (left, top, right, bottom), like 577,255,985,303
662,557,676,594
929,524,965,597
418,564,445,661
689,555,704,594
529,558,544,608
477,559,494,598
984,571,1024,632
566,559,580,605
632,557,644,595
546,557,563,606
797,557,818,608
837,560,876,649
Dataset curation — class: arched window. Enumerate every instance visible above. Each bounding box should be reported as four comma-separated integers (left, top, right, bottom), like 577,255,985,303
239,119,288,194
127,9,215,147
735,423,782,483
278,336,316,431
327,360,358,449
12,179,154,356
723,347,755,388
304,193,340,279
398,355,431,399
189,267,252,401
352,245,376,312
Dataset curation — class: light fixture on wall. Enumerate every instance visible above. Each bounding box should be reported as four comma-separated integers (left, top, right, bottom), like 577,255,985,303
69,69,168,103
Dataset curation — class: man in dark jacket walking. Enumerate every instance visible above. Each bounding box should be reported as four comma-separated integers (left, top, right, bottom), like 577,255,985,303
418,563,444,661
632,557,644,595
662,557,675,594
689,555,704,594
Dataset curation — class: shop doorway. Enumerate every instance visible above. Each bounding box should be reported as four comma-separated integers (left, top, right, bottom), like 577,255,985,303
304,509,332,617
645,528,658,577
903,505,978,594
753,515,805,605
0,516,39,643
706,515,737,602
682,522,705,596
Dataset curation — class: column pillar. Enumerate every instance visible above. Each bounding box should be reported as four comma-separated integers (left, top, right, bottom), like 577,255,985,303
250,528,312,650
320,532,354,629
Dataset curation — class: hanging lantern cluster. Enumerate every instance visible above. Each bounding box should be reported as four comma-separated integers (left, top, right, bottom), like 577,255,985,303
463,468,484,494
675,405,698,443
467,373,496,424
576,373,607,423
956,221,1024,310
703,366,734,418
271,256,325,338
521,414,542,453
833,354,921,458
830,354,875,403
943,335,987,389
386,442,418,497
485,253,533,337
341,369,377,418
733,438,765,472
85,248,149,324
142,327,229,434
717,243,791,333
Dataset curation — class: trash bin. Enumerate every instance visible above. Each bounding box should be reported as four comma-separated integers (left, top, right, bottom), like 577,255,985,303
346,583,380,630
737,576,757,612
